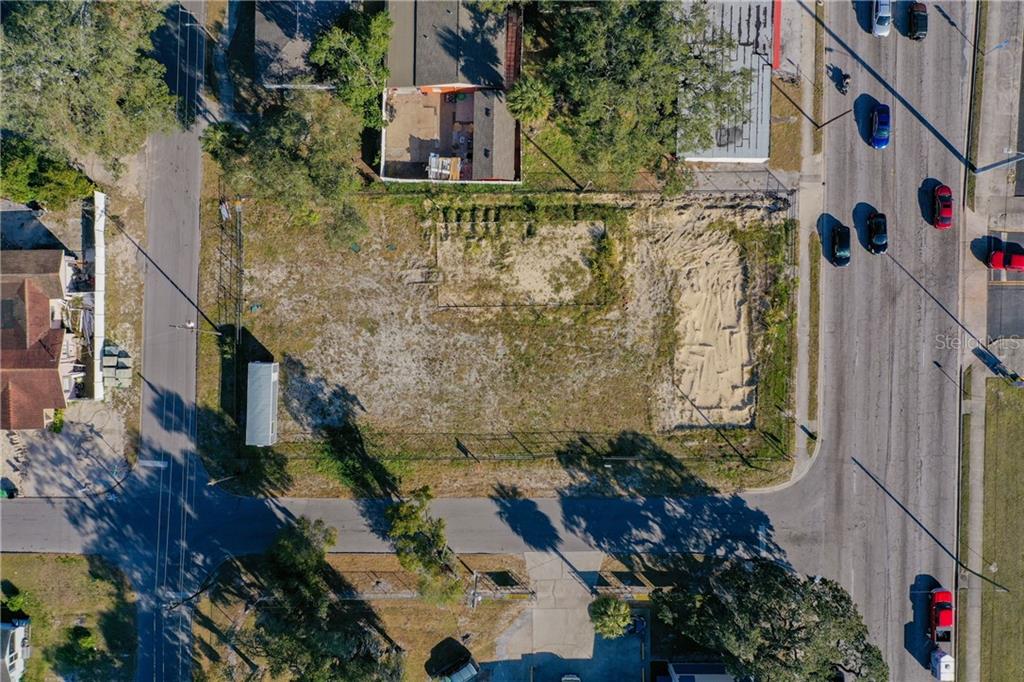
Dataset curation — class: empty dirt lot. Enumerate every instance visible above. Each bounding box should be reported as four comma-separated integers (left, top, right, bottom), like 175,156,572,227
197,193,794,495
226,196,783,432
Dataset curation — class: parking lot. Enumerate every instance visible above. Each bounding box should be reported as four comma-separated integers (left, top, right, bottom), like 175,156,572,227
986,230,1024,341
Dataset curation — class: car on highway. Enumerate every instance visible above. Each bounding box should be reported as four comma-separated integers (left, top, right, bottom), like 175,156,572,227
933,185,954,230
832,223,852,267
870,104,891,149
873,0,893,37
909,2,928,40
990,243,1024,271
930,588,954,643
867,212,888,254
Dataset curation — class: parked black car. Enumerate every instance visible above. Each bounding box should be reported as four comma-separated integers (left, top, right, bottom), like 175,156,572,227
867,212,888,254
832,223,852,267
910,2,928,40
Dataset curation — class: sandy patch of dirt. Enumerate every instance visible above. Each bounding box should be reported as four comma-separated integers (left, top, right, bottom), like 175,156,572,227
630,207,758,429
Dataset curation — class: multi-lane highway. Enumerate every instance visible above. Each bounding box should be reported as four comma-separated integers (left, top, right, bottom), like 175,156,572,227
752,3,974,681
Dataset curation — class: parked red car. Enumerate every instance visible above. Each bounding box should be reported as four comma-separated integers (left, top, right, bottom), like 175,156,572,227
933,185,954,230
990,245,1024,271
930,588,954,643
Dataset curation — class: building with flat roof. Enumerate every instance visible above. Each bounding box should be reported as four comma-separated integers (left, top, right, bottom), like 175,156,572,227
681,0,773,163
380,0,522,183
254,0,351,89
245,362,279,447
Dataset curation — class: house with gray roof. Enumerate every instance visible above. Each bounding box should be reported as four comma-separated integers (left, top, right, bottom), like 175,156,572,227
380,0,522,183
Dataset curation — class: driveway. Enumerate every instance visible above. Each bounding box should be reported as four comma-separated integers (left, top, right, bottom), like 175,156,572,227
484,552,645,682
1,401,128,497
986,230,1024,340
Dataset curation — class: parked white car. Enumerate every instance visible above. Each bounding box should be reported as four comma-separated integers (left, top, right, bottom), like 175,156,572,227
873,0,893,37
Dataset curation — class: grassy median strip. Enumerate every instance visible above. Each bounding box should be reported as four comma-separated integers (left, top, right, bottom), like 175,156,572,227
966,1,988,209
980,379,1024,680
807,233,821,423
956,412,971,682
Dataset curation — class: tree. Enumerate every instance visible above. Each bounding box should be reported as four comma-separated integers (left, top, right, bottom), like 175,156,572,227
202,92,364,232
652,560,888,682
241,518,405,681
1,137,95,209
469,0,516,14
1,1,177,165
385,486,462,602
309,9,393,129
589,595,632,638
507,74,555,125
536,0,750,179
386,486,452,577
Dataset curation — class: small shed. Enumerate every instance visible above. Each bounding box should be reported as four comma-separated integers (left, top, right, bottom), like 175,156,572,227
245,362,279,447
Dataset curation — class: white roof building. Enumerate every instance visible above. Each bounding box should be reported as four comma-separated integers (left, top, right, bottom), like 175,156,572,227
245,362,279,447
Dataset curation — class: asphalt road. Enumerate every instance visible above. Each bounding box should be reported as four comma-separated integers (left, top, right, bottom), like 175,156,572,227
778,2,973,680
134,1,208,679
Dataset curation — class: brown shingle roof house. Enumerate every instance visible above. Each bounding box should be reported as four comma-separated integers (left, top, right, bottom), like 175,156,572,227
1,250,70,430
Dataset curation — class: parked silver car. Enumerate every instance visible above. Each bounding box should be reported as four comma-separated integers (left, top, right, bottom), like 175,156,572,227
873,0,892,37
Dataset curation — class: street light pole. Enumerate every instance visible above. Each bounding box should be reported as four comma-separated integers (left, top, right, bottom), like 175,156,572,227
169,322,222,337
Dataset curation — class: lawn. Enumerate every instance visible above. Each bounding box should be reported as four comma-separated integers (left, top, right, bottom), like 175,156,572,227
192,554,528,682
0,554,137,682
979,379,1024,680
768,78,803,173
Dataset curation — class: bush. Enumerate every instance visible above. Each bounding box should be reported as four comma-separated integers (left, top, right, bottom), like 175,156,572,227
50,408,65,434
589,595,631,638
0,137,93,209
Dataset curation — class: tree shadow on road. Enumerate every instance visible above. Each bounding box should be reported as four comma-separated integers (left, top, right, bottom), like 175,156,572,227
561,434,787,563
483,432,790,571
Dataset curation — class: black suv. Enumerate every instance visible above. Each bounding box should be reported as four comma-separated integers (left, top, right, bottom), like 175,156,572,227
832,223,852,267
867,212,888,254
910,3,928,40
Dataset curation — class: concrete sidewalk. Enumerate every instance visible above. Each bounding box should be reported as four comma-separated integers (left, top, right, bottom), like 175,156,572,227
1,402,129,498
786,0,824,479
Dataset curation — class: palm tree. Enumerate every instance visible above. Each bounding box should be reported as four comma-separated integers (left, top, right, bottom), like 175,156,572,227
506,75,554,125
